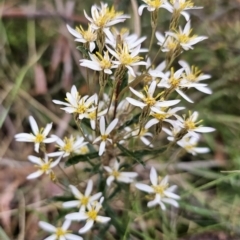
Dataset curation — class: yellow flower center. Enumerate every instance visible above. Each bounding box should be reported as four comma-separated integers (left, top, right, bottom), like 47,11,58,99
117,44,142,65
170,0,194,11
152,183,168,196
152,112,168,120
76,104,87,114
143,97,156,106
166,38,178,51
184,66,201,82
40,161,51,173
35,133,44,143
93,6,123,28
76,25,97,42
79,146,89,154
101,134,108,141
111,170,120,178
144,0,164,8
96,52,112,69
80,196,89,206
87,210,98,220
184,119,196,130
56,228,68,238
60,137,74,153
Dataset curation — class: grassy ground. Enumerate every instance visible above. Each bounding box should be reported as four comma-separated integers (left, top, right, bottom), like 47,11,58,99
1,0,240,239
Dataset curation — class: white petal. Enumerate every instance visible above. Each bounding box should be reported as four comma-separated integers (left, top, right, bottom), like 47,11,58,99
99,141,106,156
85,180,93,197
135,183,154,193
138,4,147,15
150,167,158,186
176,89,193,103
28,156,42,165
27,170,43,179
126,97,146,108
164,191,180,199
99,117,106,135
78,220,94,234
65,233,83,240
89,192,102,202
96,216,111,223
162,198,179,208
105,118,118,135
106,176,115,186
39,221,56,232
69,185,83,199
65,212,88,221
195,126,215,133
62,200,80,208
43,123,53,136
62,220,71,230
29,116,39,135
44,235,57,240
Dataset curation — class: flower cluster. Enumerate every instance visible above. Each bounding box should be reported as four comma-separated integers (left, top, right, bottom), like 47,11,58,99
15,1,215,238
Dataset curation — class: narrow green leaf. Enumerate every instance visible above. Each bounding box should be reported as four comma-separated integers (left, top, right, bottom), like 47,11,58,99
65,152,99,167
0,227,10,240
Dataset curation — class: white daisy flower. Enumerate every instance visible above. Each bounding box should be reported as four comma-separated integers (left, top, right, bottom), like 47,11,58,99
48,135,88,158
138,0,169,16
127,80,180,110
66,24,97,52
176,111,215,137
162,125,183,142
155,32,179,53
105,27,147,52
164,0,202,21
178,60,212,94
65,197,110,234
157,68,195,103
80,51,113,74
177,134,210,155
53,85,97,120
15,116,55,153
93,117,118,156
136,167,180,210
84,2,129,31
166,21,208,51
104,160,138,186
106,43,147,77
27,154,61,180
63,180,102,212
149,106,185,126
39,220,83,240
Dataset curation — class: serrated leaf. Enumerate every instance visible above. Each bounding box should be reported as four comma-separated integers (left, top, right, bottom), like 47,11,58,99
65,152,99,167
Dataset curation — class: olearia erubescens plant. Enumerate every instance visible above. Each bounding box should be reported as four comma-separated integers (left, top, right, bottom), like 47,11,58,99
15,0,216,239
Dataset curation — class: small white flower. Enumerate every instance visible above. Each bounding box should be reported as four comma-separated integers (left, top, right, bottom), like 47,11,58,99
39,219,83,240
66,24,97,52
166,21,208,51
138,0,169,16
93,117,118,156
176,111,215,137
80,51,114,74
107,43,147,77
157,68,194,103
53,85,97,119
105,28,147,52
149,106,185,126
66,197,110,234
84,2,129,31
156,32,179,53
15,116,55,153
127,80,180,110
177,134,210,155
104,160,138,186
48,135,88,158
178,60,212,94
164,0,202,21
27,154,61,180
63,180,102,212
136,167,180,210
162,125,183,142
